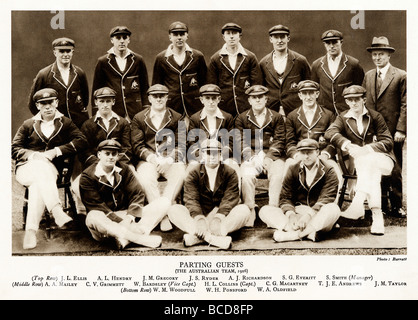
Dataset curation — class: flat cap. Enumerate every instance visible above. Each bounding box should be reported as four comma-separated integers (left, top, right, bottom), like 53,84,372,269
221,22,242,34
201,139,222,152
245,85,269,96
366,36,395,52
109,26,131,37
296,138,319,151
199,84,221,95
33,88,58,102
269,25,290,35
169,21,188,33
342,85,367,98
297,80,320,92
147,84,169,95
94,87,116,98
98,139,122,151
321,30,343,41
52,37,75,49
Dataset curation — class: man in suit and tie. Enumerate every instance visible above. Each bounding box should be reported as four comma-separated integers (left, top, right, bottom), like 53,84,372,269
152,21,207,125
259,25,311,117
207,23,263,118
362,36,406,216
28,38,90,129
92,26,149,122
311,30,364,115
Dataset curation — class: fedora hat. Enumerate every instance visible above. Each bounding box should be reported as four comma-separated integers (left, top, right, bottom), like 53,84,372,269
367,36,395,52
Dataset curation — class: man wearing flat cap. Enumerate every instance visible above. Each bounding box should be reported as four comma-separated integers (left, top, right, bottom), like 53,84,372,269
92,26,149,122
28,37,90,129
260,25,311,117
235,85,286,225
79,139,171,249
130,84,187,231
362,36,407,217
167,139,252,249
12,88,88,249
152,21,207,124
207,23,263,118
311,30,364,115
259,138,340,243
325,85,396,235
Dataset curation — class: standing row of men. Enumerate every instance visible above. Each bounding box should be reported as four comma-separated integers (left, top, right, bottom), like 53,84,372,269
15,21,406,250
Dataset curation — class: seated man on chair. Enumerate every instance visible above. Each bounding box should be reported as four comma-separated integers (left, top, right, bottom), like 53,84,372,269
259,139,341,242
325,85,396,235
235,85,286,225
79,139,171,249
12,88,88,249
167,139,252,249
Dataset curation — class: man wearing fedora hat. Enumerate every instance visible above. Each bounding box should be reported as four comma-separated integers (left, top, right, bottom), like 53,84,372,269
260,25,311,117
92,26,149,122
325,85,396,235
207,22,263,118
259,138,340,243
311,30,364,115
362,36,406,217
167,139,251,249
28,37,90,129
152,21,207,123
79,139,170,249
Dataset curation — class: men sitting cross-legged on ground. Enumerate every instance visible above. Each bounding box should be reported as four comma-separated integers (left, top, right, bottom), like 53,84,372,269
79,139,171,249
167,139,252,249
259,139,341,242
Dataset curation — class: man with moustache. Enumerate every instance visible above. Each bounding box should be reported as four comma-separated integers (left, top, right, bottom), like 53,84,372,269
92,26,149,122
152,21,207,125
207,23,263,118
28,38,89,128
260,25,311,117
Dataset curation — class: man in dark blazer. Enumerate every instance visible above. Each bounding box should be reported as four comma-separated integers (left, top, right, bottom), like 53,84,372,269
167,139,251,249
259,139,340,243
79,139,171,250
325,85,396,235
362,36,406,216
311,30,364,115
12,88,88,249
28,38,89,128
152,21,207,122
92,26,149,122
260,25,311,117
207,23,263,118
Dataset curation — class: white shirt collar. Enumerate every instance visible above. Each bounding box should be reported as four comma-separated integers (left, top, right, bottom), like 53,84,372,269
33,110,64,121
164,43,192,57
377,62,391,78
107,47,133,59
94,111,120,122
302,104,318,115
200,107,225,120
95,163,122,179
327,52,343,62
219,43,247,56
149,108,167,119
344,106,368,119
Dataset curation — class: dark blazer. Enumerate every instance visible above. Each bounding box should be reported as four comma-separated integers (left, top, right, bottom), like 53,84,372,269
152,48,207,117
28,62,89,128
285,105,336,159
280,159,339,213
234,108,286,162
207,47,263,118
260,49,311,115
79,163,144,221
311,53,364,115
79,112,132,169
188,108,235,162
92,51,149,121
184,164,240,218
362,65,407,135
324,107,396,163
130,107,186,164
12,113,88,171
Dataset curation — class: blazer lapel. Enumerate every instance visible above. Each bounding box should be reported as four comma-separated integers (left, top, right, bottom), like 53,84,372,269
281,51,296,81
265,53,282,87
378,66,395,98
369,69,377,103
51,63,67,88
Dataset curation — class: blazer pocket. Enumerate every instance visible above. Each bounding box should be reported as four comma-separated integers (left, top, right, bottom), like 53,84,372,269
126,76,140,91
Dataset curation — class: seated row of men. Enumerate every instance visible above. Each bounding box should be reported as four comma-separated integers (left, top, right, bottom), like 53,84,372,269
12,81,397,250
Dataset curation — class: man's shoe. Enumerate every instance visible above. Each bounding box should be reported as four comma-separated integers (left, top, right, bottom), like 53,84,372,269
204,234,232,249
341,200,365,220
115,237,130,250
371,210,385,235
52,207,73,227
23,229,37,250
183,234,204,247
160,216,173,232
273,230,299,242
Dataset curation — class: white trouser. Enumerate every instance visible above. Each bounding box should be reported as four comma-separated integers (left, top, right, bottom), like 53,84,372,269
167,204,251,237
16,159,60,231
259,203,340,233
136,161,186,203
241,158,285,208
